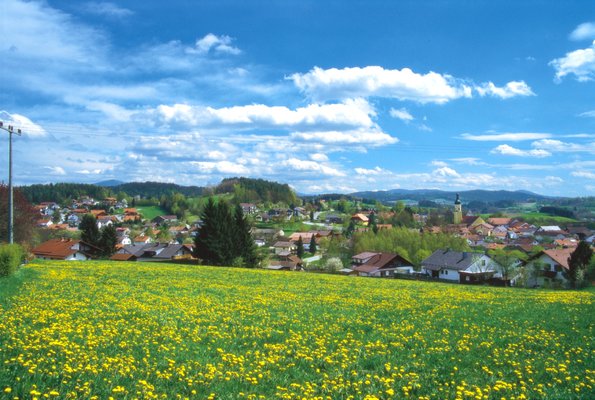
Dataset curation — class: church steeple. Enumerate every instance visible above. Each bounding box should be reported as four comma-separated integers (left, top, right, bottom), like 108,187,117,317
453,193,462,224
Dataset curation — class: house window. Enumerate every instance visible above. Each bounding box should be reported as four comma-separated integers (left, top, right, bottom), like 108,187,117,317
444,270,448,275
481,260,486,266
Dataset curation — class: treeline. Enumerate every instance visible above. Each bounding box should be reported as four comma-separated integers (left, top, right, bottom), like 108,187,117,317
352,227,470,267
20,183,113,204
215,177,298,205
113,182,205,198
539,206,576,219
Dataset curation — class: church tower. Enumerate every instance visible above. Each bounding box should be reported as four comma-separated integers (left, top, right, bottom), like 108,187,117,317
453,193,462,224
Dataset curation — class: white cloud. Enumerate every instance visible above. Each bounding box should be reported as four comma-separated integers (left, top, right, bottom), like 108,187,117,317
81,2,134,18
389,108,414,122
460,132,551,141
44,166,66,176
291,129,398,146
579,110,595,118
190,161,249,174
531,139,595,152
0,111,47,137
475,81,535,99
550,40,595,82
571,170,595,179
290,66,473,104
491,144,551,158
151,99,376,130
570,22,595,41
433,167,460,178
191,33,241,55
283,158,345,176
450,157,484,166
354,166,388,176
430,160,449,167
545,176,564,183
310,153,329,162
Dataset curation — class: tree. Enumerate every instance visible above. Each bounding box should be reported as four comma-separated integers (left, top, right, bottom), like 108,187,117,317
99,225,117,257
346,220,356,237
194,198,260,267
296,236,305,259
0,185,38,244
488,249,524,286
233,205,260,268
323,257,343,273
52,209,61,224
565,241,593,288
79,214,100,247
309,235,317,255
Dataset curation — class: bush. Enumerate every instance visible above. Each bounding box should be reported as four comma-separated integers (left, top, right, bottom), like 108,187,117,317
323,257,343,273
0,244,24,277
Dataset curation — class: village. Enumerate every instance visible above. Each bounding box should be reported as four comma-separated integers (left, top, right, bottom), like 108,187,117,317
29,189,595,290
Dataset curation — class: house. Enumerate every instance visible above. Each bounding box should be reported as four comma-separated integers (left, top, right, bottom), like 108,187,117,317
268,254,303,271
36,218,53,228
152,215,178,225
103,197,118,207
32,238,99,261
421,249,501,283
97,216,114,230
90,209,108,218
325,214,344,224
522,248,574,287
134,235,153,245
487,217,512,227
240,203,258,215
351,252,414,278
272,241,297,255
351,213,369,226
535,226,567,240
461,215,486,229
115,243,194,262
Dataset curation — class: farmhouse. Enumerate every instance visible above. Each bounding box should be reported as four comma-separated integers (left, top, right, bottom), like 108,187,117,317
351,252,413,278
421,249,501,283
522,248,574,287
114,243,193,262
32,238,99,261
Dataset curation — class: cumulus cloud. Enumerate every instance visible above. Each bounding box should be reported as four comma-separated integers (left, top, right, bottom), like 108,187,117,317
0,111,47,137
571,170,595,179
150,99,376,130
289,66,473,103
283,158,345,176
550,40,595,82
290,66,533,103
191,33,241,55
491,144,551,158
80,2,134,18
579,110,595,118
291,129,397,146
531,139,595,153
433,166,460,177
191,160,249,174
570,22,595,41
44,166,66,175
460,132,551,141
310,153,329,162
354,166,389,176
475,81,535,99
389,108,414,122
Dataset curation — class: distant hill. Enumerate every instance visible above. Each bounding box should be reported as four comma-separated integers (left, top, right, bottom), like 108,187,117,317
349,189,552,204
112,181,205,198
95,180,125,187
215,177,298,205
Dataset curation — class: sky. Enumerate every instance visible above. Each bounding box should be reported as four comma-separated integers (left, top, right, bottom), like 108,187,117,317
1,0,594,196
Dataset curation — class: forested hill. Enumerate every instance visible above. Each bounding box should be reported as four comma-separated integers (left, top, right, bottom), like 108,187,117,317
112,182,205,198
215,177,298,205
349,188,552,203
19,182,205,204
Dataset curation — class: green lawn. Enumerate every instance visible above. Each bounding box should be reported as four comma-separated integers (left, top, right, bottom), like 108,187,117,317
519,212,577,225
136,205,168,220
0,261,593,399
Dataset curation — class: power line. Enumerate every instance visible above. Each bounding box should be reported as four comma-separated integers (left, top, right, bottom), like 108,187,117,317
0,121,23,244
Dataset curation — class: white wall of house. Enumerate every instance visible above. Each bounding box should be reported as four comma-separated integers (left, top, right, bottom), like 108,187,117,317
438,268,459,281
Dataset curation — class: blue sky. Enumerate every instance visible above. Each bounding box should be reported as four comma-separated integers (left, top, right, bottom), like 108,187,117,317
1,0,594,196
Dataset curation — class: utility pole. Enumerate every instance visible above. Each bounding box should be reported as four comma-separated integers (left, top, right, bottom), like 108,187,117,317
0,121,22,244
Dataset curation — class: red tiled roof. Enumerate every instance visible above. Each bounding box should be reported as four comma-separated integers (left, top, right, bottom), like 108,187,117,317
32,239,82,259
543,248,574,270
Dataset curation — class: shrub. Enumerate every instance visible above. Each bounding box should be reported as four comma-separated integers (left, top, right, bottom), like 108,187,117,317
323,257,343,273
0,244,24,277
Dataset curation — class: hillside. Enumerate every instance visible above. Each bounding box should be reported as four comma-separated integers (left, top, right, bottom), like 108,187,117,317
215,177,298,205
1,261,592,399
350,188,553,204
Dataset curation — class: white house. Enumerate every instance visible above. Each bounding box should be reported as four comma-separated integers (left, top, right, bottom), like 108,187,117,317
31,239,98,261
521,248,573,287
421,249,501,283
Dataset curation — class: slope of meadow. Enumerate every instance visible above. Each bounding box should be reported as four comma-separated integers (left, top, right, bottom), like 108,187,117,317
0,261,593,399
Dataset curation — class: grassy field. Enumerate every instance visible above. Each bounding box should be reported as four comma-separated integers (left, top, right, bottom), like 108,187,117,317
516,212,577,225
136,206,168,220
0,261,593,399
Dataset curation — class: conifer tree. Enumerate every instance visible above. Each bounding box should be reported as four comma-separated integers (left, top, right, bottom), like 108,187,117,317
79,214,100,247
566,241,593,288
309,235,317,254
296,236,305,259
99,224,117,257
234,205,260,268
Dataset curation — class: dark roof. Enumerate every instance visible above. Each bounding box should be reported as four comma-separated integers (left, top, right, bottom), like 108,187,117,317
421,249,484,271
